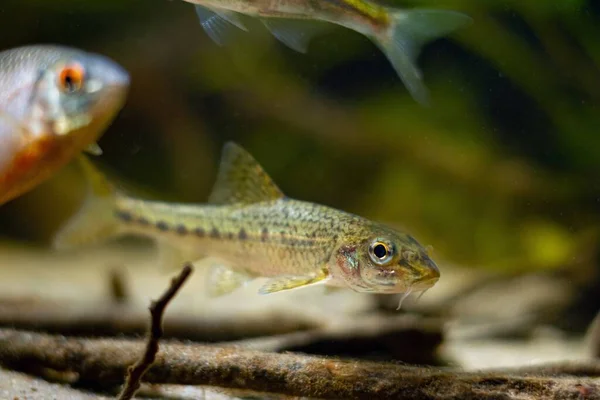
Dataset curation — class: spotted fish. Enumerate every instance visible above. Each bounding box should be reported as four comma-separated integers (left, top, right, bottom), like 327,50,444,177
53,143,440,303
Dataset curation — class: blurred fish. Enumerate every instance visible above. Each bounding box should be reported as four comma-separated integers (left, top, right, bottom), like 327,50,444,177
53,143,440,304
0,45,129,205
183,0,471,104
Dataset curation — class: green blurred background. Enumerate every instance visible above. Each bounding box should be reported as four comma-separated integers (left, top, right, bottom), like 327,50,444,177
0,0,599,297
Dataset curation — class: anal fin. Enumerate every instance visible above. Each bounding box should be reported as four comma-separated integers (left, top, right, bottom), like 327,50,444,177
206,264,254,297
261,18,330,53
258,268,329,294
195,5,247,46
212,9,247,31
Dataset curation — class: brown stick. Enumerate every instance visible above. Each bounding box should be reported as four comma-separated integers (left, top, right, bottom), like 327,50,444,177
0,300,443,364
117,264,193,400
1,328,600,399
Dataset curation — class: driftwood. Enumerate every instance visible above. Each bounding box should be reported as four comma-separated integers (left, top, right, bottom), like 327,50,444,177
0,367,112,400
226,313,443,364
1,328,599,400
0,297,319,342
0,367,245,400
118,264,193,400
0,300,444,364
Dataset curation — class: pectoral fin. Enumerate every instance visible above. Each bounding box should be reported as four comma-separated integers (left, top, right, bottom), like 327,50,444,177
258,269,330,294
52,156,120,250
206,264,254,297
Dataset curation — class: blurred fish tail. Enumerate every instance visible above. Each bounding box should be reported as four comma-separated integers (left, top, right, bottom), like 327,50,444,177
372,9,471,105
52,155,120,250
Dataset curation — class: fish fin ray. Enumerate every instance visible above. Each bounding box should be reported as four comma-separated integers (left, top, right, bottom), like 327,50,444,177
258,269,329,294
195,5,246,45
208,142,284,205
212,9,248,31
206,264,254,297
373,9,471,105
85,142,103,156
262,18,329,53
52,155,120,250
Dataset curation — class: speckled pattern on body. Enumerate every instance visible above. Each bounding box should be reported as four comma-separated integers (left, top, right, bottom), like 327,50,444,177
54,143,440,299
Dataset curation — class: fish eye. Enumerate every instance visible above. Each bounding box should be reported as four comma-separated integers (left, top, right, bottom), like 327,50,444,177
369,240,393,264
58,63,86,93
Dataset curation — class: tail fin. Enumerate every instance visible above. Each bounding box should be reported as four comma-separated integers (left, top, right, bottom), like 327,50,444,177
52,155,121,250
373,9,472,105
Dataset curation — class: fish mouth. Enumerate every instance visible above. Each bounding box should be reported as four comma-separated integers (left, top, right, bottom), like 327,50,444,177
93,55,130,90
417,255,440,284
89,82,129,123
105,63,130,89
90,60,130,117
374,258,440,293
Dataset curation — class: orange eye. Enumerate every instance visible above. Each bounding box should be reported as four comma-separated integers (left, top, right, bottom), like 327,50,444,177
58,63,85,93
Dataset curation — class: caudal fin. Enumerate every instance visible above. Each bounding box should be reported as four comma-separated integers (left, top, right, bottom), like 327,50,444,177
373,9,472,105
52,155,120,250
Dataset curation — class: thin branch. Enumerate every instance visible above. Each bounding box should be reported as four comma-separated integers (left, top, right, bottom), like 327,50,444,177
1,329,600,399
117,263,193,400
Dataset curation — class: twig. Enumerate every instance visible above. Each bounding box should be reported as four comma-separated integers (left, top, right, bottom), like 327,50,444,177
1,329,600,399
117,263,193,400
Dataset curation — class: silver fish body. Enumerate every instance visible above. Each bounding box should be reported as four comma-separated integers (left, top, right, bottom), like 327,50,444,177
0,45,129,205
182,0,471,104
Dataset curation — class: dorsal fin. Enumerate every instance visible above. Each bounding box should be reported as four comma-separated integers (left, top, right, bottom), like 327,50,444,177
208,142,284,205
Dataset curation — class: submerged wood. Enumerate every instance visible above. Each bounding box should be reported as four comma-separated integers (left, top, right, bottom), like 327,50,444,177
0,297,319,342
0,300,443,364
1,329,599,400
118,264,194,400
226,313,443,364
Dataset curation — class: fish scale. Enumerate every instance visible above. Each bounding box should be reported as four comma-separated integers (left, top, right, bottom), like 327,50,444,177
53,142,440,301
114,196,340,275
